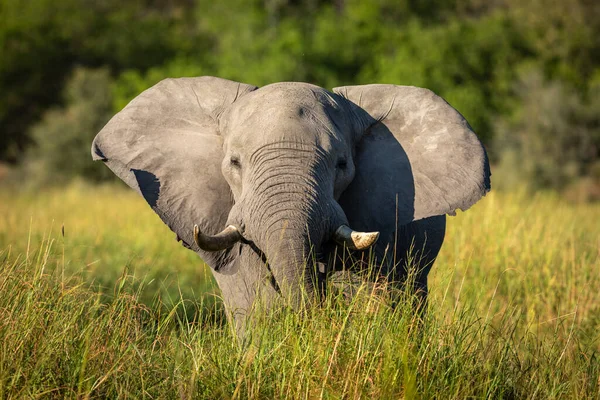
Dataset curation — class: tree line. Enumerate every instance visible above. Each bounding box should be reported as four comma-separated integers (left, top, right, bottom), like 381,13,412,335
1,0,598,193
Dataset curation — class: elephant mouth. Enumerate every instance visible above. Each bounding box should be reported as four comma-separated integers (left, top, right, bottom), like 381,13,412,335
193,221,380,302
193,223,380,253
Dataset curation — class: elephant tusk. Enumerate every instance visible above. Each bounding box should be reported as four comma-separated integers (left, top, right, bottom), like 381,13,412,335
334,225,380,251
193,224,242,252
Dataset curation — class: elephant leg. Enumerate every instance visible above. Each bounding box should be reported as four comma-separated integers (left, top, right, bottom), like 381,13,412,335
384,215,446,312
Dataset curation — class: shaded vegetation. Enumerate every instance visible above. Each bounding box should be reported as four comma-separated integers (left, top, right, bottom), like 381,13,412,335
1,0,598,191
25,68,115,184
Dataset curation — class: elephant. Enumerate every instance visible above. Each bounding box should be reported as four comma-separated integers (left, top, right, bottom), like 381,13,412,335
91,76,490,330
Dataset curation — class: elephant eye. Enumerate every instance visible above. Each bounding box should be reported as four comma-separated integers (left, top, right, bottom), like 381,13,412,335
336,158,347,170
230,156,241,169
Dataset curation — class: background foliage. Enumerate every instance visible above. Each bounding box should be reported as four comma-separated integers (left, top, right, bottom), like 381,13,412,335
1,0,599,191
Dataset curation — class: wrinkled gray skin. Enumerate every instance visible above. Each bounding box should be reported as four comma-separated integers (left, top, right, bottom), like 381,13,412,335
92,77,490,331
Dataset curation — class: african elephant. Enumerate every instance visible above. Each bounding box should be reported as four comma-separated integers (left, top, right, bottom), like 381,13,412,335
91,77,490,330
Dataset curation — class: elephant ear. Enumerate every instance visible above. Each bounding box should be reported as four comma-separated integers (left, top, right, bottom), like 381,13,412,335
334,84,490,228
92,76,257,269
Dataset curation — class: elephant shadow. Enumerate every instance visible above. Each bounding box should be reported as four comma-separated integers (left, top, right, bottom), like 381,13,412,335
339,121,416,250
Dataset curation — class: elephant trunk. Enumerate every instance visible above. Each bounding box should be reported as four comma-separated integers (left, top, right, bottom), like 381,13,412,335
250,193,335,308
240,143,339,307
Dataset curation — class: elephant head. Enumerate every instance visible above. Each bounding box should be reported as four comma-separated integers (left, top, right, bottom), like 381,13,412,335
92,77,490,328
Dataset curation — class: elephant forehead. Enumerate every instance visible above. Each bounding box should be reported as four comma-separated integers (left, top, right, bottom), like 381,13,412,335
226,84,340,123
222,83,351,144
256,82,336,104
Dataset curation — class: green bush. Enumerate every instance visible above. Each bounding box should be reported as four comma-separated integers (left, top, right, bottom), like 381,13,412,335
493,69,600,192
2,0,599,191
0,0,197,163
24,67,115,184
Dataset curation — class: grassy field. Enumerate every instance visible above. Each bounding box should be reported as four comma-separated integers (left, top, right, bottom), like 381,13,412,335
0,183,599,398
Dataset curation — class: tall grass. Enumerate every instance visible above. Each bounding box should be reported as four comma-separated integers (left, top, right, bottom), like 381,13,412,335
0,182,216,310
0,183,599,398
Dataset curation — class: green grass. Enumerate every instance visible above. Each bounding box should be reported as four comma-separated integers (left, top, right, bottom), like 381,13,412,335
0,182,216,311
0,183,599,398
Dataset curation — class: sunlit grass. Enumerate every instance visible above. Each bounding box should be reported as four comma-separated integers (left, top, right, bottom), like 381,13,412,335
0,181,216,308
0,183,599,398
432,188,600,340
